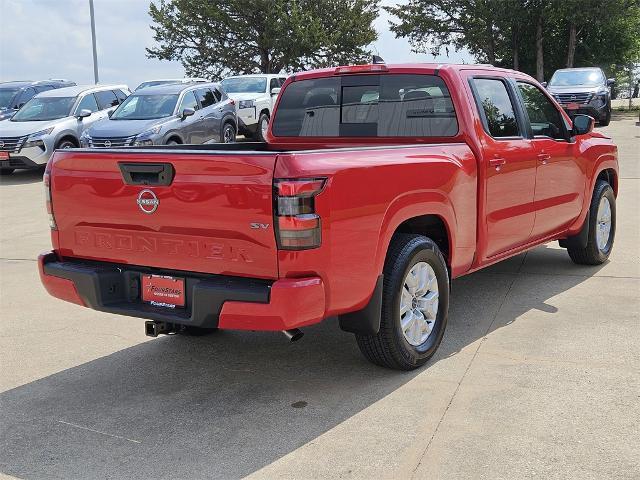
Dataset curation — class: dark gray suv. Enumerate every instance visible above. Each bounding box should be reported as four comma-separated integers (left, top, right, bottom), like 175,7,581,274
0,79,76,121
81,83,237,147
545,67,614,126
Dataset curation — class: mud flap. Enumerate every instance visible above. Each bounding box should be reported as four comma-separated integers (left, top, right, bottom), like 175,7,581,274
339,275,383,335
559,209,589,248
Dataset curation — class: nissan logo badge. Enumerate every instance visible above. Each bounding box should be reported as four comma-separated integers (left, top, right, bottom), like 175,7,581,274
104,140,111,148
137,189,159,214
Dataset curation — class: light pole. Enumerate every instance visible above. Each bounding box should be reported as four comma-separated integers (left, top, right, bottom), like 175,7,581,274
89,0,99,84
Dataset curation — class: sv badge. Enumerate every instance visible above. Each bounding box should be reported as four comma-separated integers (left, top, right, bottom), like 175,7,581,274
250,223,270,229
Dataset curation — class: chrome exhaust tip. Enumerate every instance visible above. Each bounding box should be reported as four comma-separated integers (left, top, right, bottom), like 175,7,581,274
282,329,304,342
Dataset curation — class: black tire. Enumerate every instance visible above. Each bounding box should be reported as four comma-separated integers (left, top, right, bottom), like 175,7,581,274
567,180,616,265
254,112,269,142
166,139,179,145
599,107,611,126
56,139,77,150
0,168,15,175
222,122,236,143
355,234,450,370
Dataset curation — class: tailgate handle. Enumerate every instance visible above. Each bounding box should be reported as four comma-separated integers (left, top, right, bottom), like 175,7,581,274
119,163,174,186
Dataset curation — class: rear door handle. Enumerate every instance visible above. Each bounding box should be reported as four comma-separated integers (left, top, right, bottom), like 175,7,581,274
489,157,507,170
537,153,551,165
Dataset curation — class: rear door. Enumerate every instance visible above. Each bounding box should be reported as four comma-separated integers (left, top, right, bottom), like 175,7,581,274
468,75,537,258
51,150,279,279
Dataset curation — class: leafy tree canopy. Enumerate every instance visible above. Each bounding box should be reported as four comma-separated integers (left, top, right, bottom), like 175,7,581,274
147,0,379,79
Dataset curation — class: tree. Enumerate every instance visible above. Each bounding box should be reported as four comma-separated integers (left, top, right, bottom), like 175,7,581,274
147,0,379,79
387,0,640,82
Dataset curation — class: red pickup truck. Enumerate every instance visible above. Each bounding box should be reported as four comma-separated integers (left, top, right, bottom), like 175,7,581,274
39,63,618,370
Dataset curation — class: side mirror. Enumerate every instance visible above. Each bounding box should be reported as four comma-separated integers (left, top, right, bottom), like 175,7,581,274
607,78,615,86
181,107,195,119
541,81,548,88
18,102,25,109
571,114,594,136
77,109,92,119
107,110,114,118
271,87,281,95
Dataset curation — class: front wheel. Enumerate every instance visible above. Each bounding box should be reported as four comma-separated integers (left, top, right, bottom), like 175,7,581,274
355,234,450,370
56,139,76,150
567,180,616,265
599,107,611,126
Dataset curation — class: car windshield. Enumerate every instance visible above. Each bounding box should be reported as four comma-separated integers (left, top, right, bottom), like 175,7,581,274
221,77,267,94
549,70,604,87
111,94,179,120
135,80,179,91
0,88,20,109
11,96,76,121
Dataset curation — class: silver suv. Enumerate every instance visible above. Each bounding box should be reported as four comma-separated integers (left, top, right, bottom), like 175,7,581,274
0,84,130,174
80,83,236,148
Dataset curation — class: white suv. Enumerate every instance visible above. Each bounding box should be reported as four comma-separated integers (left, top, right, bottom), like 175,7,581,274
221,74,287,141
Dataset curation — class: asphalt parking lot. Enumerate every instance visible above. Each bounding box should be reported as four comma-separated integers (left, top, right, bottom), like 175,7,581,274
0,114,638,480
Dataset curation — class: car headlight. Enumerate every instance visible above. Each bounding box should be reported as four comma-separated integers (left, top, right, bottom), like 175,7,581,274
133,126,162,146
80,131,91,147
239,100,255,109
24,127,54,148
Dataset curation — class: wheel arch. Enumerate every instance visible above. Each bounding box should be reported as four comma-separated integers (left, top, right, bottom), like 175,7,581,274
55,134,79,148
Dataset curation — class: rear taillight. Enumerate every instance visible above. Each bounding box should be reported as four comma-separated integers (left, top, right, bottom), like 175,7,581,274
274,178,325,250
43,163,56,230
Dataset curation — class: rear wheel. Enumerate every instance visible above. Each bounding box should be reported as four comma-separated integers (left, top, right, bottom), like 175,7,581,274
355,234,449,370
567,180,616,265
166,139,179,145
255,112,269,142
222,122,236,143
0,168,15,175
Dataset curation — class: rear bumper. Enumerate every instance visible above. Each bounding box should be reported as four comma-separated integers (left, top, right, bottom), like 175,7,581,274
38,252,325,330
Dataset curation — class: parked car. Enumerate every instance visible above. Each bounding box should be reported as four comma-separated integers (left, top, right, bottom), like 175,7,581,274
81,83,236,148
134,78,208,91
0,84,129,174
39,63,618,370
221,74,287,141
544,67,614,126
0,79,76,121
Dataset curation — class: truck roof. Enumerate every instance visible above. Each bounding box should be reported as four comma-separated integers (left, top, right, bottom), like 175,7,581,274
290,63,531,81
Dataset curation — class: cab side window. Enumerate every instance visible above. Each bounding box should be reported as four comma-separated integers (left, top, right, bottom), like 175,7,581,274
195,88,216,108
95,90,119,109
472,78,520,138
178,91,200,112
75,93,99,113
270,78,280,92
15,87,36,108
517,82,565,140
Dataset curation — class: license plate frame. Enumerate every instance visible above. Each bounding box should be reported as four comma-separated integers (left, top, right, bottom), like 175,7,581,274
0,152,9,160
566,102,580,110
141,274,186,308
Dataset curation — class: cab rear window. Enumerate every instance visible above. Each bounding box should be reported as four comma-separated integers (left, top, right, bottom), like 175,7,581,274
272,74,458,137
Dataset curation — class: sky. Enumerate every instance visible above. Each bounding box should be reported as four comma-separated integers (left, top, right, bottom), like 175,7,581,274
0,0,473,90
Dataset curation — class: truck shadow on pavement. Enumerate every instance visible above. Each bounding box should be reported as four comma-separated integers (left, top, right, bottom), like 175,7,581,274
0,246,605,480
0,168,44,185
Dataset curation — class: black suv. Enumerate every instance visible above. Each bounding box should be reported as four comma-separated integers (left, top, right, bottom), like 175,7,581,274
0,80,76,121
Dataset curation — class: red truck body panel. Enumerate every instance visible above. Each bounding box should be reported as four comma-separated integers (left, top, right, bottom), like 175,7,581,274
40,63,618,333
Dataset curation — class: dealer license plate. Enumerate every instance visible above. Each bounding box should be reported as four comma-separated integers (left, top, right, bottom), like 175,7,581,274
141,274,185,308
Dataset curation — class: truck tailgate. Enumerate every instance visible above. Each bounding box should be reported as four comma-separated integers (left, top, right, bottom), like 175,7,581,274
50,149,279,279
